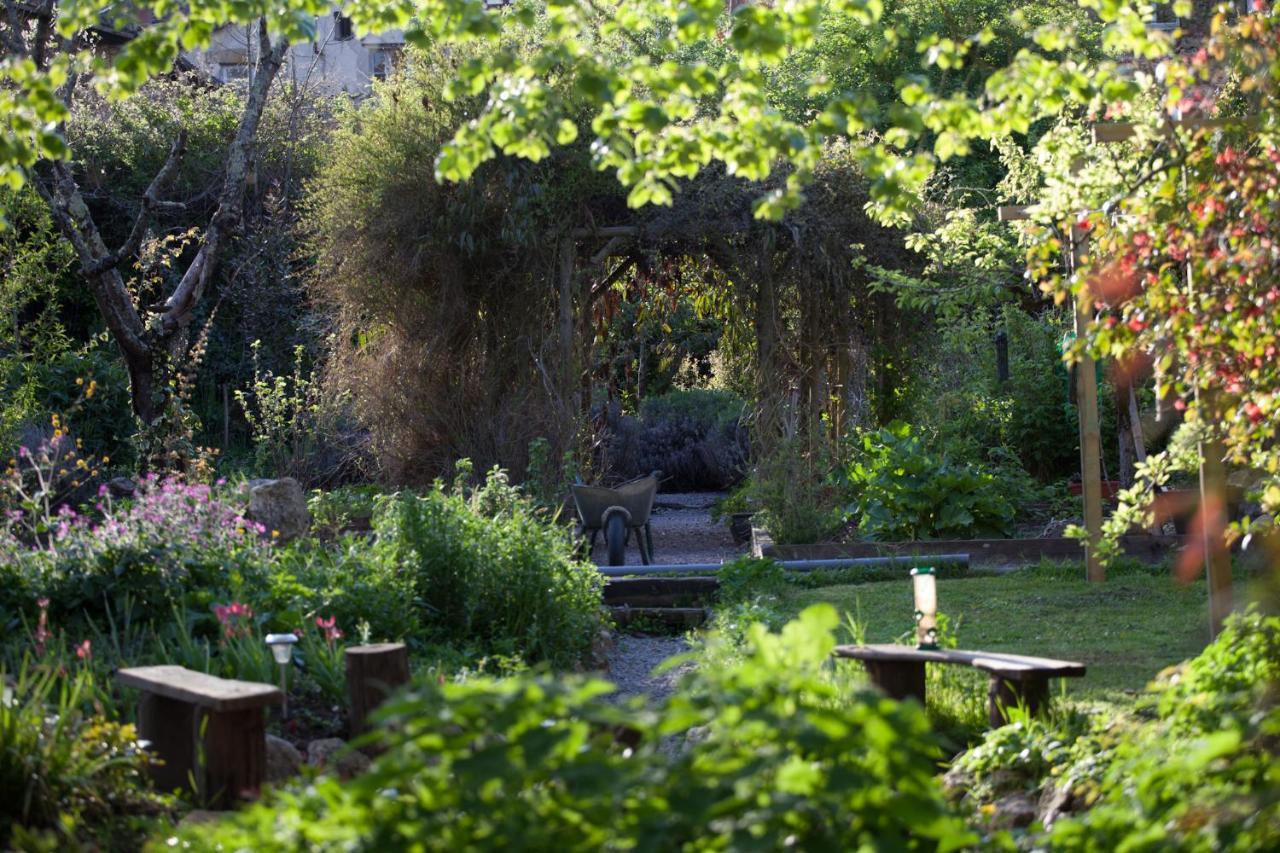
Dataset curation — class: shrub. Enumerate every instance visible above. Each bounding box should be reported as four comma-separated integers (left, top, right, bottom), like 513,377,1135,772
603,389,749,491
266,540,417,645
841,422,1015,540
716,555,789,604
3,475,270,631
750,438,846,544
0,663,168,848
164,606,976,850
950,609,1280,848
373,467,604,668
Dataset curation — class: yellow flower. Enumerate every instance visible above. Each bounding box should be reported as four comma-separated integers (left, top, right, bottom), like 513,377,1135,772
271,529,280,538
75,377,84,386
101,456,110,464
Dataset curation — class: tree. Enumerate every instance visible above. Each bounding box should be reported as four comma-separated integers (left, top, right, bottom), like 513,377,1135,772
2,6,289,424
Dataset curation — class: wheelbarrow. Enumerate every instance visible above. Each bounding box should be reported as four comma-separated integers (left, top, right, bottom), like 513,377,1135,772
571,471,660,566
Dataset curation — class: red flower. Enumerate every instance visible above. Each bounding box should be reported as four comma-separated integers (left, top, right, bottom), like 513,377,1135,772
316,615,343,644
76,639,92,661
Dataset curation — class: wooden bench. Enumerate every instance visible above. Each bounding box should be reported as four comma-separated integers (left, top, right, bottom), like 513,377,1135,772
117,665,282,807
832,645,1086,727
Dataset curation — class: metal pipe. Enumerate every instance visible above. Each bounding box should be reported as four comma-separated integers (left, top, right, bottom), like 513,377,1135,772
595,554,969,577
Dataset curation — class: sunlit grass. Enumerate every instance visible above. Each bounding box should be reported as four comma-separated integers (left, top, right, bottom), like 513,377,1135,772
776,560,1243,706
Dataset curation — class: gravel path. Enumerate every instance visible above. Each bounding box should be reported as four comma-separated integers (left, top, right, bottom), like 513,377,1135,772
589,490,746,567
607,635,692,704
592,491,734,702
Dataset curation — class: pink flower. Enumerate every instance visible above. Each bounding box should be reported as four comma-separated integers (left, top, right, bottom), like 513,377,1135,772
76,639,91,660
315,615,343,644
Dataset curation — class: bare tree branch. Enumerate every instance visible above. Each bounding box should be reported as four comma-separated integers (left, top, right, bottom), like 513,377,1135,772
161,20,288,333
30,0,52,68
86,130,189,275
33,162,150,361
2,0,28,56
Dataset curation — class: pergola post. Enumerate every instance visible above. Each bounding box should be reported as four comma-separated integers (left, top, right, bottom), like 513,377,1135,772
999,205,1105,582
1092,120,1236,634
1070,223,1106,583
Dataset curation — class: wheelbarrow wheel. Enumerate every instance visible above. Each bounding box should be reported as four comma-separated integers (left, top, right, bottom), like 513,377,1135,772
605,512,627,566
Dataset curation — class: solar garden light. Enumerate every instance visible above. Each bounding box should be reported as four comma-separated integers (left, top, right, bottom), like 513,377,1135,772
911,567,939,650
265,633,298,718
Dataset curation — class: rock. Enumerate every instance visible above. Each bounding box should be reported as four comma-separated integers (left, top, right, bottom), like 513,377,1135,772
307,737,371,779
107,476,138,497
247,477,311,542
264,734,303,783
990,792,1038,829
941,764,973,798
1038,780,1076,828
589,627,616,671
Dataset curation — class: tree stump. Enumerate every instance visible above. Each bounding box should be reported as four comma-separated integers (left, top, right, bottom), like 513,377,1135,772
346,643,411,738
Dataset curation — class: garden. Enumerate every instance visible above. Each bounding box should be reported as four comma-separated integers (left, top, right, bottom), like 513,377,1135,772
2,0,1279,850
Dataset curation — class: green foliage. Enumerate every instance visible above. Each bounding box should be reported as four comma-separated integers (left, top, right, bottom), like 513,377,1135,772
265,540,417,646
841,422,1016,540
789,557,969,589
0,663,168,848
165,605,976,850
638,388,744,432
373,466,605,668
521,436,576,516
235,341,324,480
716,555,788,604
307,484,385,534
907,305,1095,482
950,609,1280,848
751,438,845,545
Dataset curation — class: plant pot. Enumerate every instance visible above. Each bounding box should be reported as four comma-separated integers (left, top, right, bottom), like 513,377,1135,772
729,512,755,546
1069,480,1123,500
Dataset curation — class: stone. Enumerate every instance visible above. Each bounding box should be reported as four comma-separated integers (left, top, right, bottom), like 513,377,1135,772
264,734,303,783
307,737,371,779
1037,780,1077,828
940,764,973,798
108,476,138,497
589,628,615,671
990,792,1038,829
247,477,310,542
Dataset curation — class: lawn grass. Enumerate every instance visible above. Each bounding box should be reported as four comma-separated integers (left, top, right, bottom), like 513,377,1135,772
776,562,1245,703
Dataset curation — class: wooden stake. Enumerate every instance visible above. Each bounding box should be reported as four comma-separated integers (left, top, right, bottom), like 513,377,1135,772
345,643,411,739
1198,431,1233,637
1070,224,1105,583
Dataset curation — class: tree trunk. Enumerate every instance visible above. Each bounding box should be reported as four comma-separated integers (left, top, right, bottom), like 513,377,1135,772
30,19,288,425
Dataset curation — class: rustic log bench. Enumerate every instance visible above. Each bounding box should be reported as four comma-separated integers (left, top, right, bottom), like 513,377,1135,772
117,665,282,807
832,645,1086,727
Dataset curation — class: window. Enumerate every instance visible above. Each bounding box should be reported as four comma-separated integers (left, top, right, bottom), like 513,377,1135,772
371,49,396,81
333,12,354,41
218,63,249,82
